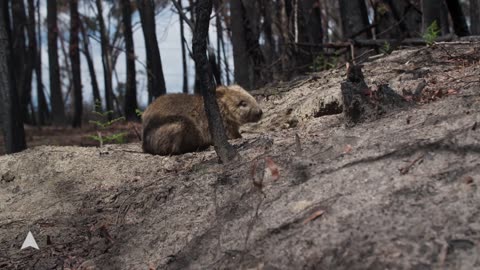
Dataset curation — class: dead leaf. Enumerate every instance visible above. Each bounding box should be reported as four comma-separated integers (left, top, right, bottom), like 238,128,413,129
447,89,458,95
264,157,280,181
463,176,474,185
343,144,353,154
303,210,325,225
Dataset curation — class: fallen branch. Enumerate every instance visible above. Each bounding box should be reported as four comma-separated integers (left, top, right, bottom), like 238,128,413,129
399,154,425,175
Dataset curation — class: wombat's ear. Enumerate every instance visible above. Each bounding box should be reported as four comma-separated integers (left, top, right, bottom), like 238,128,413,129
215,85,227,98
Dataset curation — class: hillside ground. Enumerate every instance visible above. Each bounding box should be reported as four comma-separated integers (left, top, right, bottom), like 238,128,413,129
1,42,479,270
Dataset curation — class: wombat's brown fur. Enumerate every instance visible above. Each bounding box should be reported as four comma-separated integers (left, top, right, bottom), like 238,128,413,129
142,85,263,155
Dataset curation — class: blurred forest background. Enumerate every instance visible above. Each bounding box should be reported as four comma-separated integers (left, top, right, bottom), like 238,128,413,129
0,0,479,153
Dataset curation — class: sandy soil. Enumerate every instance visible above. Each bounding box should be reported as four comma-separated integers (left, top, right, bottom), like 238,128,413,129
0,42,479,270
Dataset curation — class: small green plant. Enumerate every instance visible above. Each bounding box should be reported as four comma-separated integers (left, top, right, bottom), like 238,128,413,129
310,54,338,72
423,21,440,46
88,100,127,147
380,41,393,54
135,109,143,117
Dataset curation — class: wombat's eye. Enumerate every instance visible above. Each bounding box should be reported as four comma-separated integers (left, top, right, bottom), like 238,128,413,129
239,100,247,107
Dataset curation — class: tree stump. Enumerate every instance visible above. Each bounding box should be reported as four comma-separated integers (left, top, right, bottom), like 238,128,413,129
341,64,407,126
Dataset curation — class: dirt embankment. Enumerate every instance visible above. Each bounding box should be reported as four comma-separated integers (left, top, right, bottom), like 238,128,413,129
1,43,480,270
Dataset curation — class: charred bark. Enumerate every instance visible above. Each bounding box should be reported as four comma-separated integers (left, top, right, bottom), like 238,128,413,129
230,0,251,89
11,0,33,124
445,0,470,36
341,64,406,126
29,0,49,125
0,0,26,153
178,0,189,93
80,22,102,106
137,0,167,101
193,0,238,163
339,0,371,39
471,0,480,35
422,0,450,35
95,0,114,118
70,0,83,127
47,0,66,125
121,0,138,121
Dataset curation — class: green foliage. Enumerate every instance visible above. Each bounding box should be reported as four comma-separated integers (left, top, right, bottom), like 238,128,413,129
380,41,393,54
423,21,440,46
88,100,127,146
310,54,338,72
88,132,127,144
135,109,143,117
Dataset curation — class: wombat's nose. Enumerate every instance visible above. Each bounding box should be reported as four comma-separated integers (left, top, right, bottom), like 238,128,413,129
255,109,263,120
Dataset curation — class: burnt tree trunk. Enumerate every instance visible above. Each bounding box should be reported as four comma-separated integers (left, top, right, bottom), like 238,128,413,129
373,0,407,39
341,64,406,126
47,0,66,125
0,0,26,153
137,0,167,102
230,0,251,89
296,0,324,71
471,0,480,35
70,0,82,127
445,0,470,36
193,0,238,163
260,0,275,78
213,0,223,85
422,0,450,35
339,0,371,39
11,0,33,124
230,0,264,89
178,0,189,93
29,0,49,125
121,0,138,121
96,0,114,118
80,22,102,106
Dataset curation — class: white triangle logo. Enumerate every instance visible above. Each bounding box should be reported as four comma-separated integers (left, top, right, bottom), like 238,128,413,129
21,231,39,250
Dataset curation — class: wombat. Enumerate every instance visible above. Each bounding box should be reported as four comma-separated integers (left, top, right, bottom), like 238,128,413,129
142,85,262,155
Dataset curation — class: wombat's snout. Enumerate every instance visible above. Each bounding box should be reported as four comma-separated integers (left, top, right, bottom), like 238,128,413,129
253,109,263,121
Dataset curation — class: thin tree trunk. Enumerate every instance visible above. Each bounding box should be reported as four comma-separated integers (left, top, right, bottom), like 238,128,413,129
178,0,189,93
471,0,480,35
230,0,251,89
95,0,114,118
59,32,72,105
193,0,238,163
26,0,39,123
11,0,33,124
373,0,406,39
440,1,450,35
34,0,49,125
47,0,66,125
137,0,167,102
339,0,371,39
121,0,138,121
80,22,102,106
188,0,196,24
261,0,275,68
70,0,82,127
445,0,470,36
213,0,223,85
296,0,323,71
0,0,26,153
422,0,450,34
220,29,230,85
